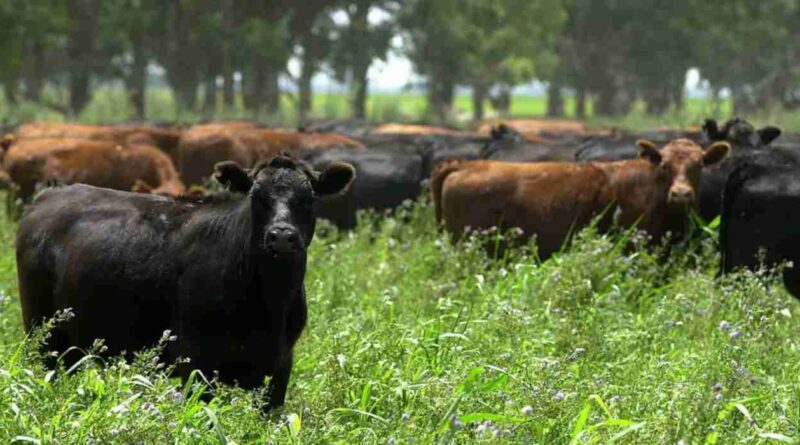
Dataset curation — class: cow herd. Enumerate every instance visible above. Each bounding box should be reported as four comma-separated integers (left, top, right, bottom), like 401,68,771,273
5,116,800,410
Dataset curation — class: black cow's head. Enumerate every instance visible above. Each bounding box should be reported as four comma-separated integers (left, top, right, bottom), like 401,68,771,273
703,117,781,148
481,124,522,159
214,153,355,255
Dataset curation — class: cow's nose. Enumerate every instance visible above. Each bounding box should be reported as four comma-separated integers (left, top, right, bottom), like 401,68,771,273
266,225,300,253
668,186,694,204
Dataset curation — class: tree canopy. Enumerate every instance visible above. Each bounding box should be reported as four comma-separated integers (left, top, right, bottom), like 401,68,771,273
0,0,797,121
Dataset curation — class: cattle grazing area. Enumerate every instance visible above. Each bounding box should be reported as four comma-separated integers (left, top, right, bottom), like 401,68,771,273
2,117,800,443
1,189,800,442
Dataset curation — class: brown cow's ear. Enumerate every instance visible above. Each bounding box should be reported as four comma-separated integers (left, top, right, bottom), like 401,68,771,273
637,140,662,165
0,134,15,153
703,141,731,166
214,161,252,193
132,180,153,194
315,162,355,196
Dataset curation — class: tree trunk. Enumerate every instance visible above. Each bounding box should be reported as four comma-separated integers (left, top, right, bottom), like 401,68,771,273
298,34,315,120
221,0,235,109
23,38,45,102
575,86,586,118
351,59,370,119
242,61,263,112
711,87,721,115
4,80,18,105
173,78,199,112
546,81,564,117
472,83,486,122
595,86,614,116
128,32,147,120
203,74,217,117
264,65,281,115
67,0,99,117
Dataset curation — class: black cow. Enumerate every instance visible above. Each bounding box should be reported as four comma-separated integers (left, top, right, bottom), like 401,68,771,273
574,129,705,163
481,124,577,162
697,118,785,221
304,148,426,229
16,153,355,409
720,162,800,297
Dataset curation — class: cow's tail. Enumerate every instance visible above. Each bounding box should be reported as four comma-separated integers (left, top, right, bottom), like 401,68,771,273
719,163,763,273
430,157,464,226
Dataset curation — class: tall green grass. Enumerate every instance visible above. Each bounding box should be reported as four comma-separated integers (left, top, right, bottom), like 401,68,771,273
0,196,799,443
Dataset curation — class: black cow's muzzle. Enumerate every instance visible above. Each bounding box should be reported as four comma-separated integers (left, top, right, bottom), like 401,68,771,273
265,224,302,253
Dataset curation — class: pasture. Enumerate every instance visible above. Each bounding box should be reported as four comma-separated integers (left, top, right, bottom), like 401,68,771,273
0,193,799,443
7,87,800,133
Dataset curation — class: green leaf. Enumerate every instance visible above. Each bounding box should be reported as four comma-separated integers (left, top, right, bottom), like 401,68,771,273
757,433,794,442
569,401,592,445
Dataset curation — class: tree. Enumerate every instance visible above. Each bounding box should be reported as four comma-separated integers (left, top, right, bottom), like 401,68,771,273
288,0,336,120
331,0,398,119
457,0,565,121
99,0,169,119
400,0,467,122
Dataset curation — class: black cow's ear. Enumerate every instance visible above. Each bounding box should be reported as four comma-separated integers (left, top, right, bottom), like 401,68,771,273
758,126,781,145
213,161,252,193
636,140,662,165
702,119,722,140
314,162,355,196
703,141,731,166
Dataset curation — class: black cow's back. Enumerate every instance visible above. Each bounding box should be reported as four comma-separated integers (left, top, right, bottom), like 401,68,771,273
720,164,800,297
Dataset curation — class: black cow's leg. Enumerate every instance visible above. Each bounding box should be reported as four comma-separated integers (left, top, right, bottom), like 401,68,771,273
265,353,293,410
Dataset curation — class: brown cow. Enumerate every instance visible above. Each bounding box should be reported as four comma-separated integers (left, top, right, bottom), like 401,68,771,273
432,138,731,258
374,123,479,138
3,138,184,200
178,123,365,186
15,122,183,163
0,135,12,189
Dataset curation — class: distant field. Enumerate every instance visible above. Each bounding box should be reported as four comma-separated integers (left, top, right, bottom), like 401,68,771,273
3,86,799,132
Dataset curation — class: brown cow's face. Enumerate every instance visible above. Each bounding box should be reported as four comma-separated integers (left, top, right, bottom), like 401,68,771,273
637,139,731,205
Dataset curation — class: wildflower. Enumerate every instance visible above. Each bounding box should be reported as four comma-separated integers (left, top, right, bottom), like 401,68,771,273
401,412,410,422
711,383,722,392
170,390,184,403
714,393,723,401
730,330,742,340
521,405,534,415
476,420,493,434
554,391,565,401
450,415,463,429
569,347,586,361
719,320,731,331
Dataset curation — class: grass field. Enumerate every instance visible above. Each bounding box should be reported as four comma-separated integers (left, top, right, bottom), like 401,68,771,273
1,195,800,443
4,86,800,132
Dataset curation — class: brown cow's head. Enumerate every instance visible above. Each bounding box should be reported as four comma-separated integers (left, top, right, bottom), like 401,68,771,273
214,153,355,255
637,138,731,205
0,134,14,189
